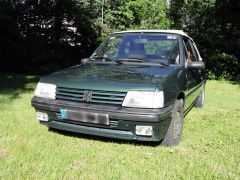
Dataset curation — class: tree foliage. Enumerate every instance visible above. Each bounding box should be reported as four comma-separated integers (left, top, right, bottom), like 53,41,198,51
104,0,170,30
169,0,240,80
0,0,239,80
0,0,100,73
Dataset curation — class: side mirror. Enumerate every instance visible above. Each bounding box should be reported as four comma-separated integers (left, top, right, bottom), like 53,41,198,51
81,58,89,64
187,61,205,69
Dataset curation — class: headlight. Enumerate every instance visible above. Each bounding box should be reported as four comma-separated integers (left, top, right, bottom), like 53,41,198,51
34,82,56,99
122,91,164,108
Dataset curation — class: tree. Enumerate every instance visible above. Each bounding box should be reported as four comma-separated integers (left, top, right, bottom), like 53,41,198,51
101,0,170,38
0,0,100,73
169,0,240,80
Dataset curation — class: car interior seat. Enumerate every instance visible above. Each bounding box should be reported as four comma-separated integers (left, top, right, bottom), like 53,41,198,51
166,45,180,64
127,42,146,59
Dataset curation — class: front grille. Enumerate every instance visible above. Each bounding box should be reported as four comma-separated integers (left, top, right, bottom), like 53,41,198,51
109,120,119,128
56,87,126,105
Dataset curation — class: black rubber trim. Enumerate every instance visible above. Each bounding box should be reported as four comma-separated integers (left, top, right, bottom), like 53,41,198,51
32,97,173,123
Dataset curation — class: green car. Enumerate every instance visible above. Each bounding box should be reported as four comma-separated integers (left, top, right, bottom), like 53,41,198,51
32,30,206,146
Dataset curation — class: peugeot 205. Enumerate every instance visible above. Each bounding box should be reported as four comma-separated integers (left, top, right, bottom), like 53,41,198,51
32,30,206,146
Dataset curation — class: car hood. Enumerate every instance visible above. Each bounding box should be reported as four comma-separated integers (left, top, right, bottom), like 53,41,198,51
41,64,179,91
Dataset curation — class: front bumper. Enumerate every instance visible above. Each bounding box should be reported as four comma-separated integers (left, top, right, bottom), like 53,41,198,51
31,97,173,142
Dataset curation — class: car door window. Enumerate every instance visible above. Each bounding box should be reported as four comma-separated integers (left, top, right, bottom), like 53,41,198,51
183,38,197,63
190,40,199,61
191,41,201,61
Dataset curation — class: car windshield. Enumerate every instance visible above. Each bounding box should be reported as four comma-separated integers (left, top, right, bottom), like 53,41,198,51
90,33,180,65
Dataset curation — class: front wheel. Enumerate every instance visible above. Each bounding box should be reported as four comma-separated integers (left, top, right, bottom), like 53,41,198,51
161,99,184,147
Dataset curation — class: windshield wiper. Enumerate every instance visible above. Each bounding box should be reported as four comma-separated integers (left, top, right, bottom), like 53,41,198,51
116,58,169,66
89,57,114,62
116,58,145,62
89,57,146,65
115,58,146,65
88,57,169,66
156,61,169,66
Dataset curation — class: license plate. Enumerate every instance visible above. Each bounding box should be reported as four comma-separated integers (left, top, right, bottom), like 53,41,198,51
60,109,109,125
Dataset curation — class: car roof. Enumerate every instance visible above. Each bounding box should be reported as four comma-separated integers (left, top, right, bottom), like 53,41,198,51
112,30,192,40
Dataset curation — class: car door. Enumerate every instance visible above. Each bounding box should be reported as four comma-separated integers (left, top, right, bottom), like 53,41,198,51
183,38,204,111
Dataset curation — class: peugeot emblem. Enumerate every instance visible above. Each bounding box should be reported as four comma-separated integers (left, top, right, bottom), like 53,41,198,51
82,90,92,102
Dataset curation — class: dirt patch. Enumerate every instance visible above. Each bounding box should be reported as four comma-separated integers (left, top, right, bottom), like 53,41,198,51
0,149,9,159
176,146,194,155
70,159,86,169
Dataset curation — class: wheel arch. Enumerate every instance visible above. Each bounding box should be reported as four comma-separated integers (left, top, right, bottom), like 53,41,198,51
176,92,185,106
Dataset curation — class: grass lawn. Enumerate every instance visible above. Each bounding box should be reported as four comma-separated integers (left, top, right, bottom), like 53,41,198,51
0,73,239,179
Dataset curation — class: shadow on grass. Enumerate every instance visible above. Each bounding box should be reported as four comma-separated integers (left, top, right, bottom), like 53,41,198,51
230,80,240,86
0,73,39,101
49,128,162,147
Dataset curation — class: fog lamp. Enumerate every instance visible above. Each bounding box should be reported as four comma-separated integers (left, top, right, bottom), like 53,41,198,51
135,126,153,136
36,112,49,122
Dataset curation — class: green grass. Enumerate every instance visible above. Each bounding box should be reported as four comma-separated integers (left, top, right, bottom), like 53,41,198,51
0,73,239,179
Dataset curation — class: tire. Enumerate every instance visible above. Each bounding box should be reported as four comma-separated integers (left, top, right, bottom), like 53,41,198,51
195,87,205,108
161,99,184,147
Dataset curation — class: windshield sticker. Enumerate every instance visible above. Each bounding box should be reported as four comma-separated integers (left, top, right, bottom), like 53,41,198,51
167,35,177,39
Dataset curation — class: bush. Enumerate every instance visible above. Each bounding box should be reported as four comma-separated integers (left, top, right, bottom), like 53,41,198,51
206,53,240,81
